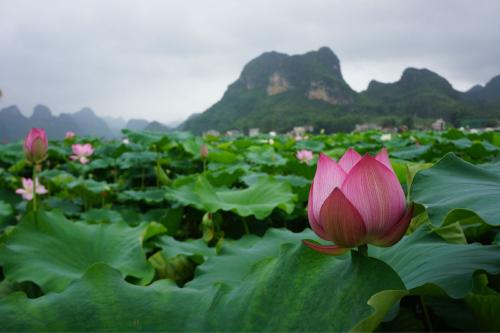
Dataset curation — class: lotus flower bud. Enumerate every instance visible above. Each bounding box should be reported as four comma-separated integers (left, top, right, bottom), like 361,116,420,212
24,128,48,164
200,144,209,159
304,148,413,255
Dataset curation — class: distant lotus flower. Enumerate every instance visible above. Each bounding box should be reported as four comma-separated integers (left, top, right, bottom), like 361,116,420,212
380,133,392,141
16,177,48,201
200,144,209,159
296,149,314,164
70,143,94,164
24,128,48,164
122,138,130,145
304,148,413,255
65,131,76,139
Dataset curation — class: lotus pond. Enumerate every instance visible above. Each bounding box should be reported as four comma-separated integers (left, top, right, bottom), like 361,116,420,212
0,128,499,332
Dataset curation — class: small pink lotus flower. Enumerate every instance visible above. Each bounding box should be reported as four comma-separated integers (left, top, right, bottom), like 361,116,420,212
70,143,94,164
296,149,314,164
16,177,48,201
24,128,48,164
65,131,76,139
304,148,413,255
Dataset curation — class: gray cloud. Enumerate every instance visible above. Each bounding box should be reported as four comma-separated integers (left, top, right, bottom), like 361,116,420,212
0,0,499,123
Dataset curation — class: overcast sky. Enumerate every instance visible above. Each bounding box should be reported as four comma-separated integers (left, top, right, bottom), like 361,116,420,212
1,0,499,124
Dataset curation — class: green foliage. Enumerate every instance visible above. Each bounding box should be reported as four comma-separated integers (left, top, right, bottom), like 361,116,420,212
1,128,500,331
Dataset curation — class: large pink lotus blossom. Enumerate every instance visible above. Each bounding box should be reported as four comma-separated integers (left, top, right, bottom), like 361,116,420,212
24,128,48,164
304,148,413,255
70,143,94,164
16,178,48,201
296,149,314,164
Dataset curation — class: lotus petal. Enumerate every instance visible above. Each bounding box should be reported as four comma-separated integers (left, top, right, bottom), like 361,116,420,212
311,154,346,222
307,183,330,241
302,240,349,256
338,148,362,173
72,144,83,156
375,148,395,174
370,205,414,247
319,188,367,247
341,156,406,236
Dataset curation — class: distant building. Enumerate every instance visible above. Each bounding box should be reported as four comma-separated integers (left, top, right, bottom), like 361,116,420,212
290,125,313,137
203,130,220,137
225,130,242,137
432,118,446,131
354,123,382,132
248,128,260,137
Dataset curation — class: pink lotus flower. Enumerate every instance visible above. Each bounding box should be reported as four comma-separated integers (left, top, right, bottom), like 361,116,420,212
296,149,314,164
304,148,413,255
70,143,94,164
16,178,48,201
65,131,76,139
24,128,48,164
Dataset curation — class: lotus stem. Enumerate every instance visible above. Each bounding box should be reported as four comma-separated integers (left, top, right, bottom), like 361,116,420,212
420,296,433,332
242,219,250,235
32,164,38,213
357,244,368,256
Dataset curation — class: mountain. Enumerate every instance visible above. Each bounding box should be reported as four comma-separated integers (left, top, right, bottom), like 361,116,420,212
181,47,360,133
0,105,114,142
29,105,81,139
70,107,112,137
145,121,170,132
465,75,500,104
360,68,463,119
181,47,500,133
0,106,31,143
126,118,150,132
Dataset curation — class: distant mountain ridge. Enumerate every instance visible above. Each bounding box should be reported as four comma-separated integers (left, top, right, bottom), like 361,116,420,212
0,105,116,142
181,47,500,133
0,105,178,142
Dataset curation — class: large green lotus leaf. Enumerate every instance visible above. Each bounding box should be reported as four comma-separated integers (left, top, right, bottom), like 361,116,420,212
0,246,405,332
390,144,432,160
372,226,500,298
295,140,325,152
195,176,296,219
156,226,500,300
411,153,500,226
117,151,157,169
0,211,154,293
123,129,171,147
118,189,167,204
165,176,296,219
156,228,313,289
246,146,288,166
465,278,500,332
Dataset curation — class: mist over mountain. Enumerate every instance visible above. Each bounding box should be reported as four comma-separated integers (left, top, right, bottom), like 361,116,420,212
181,47,500,134
0,104,179,142
2,46,500,140
0,105,116,142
